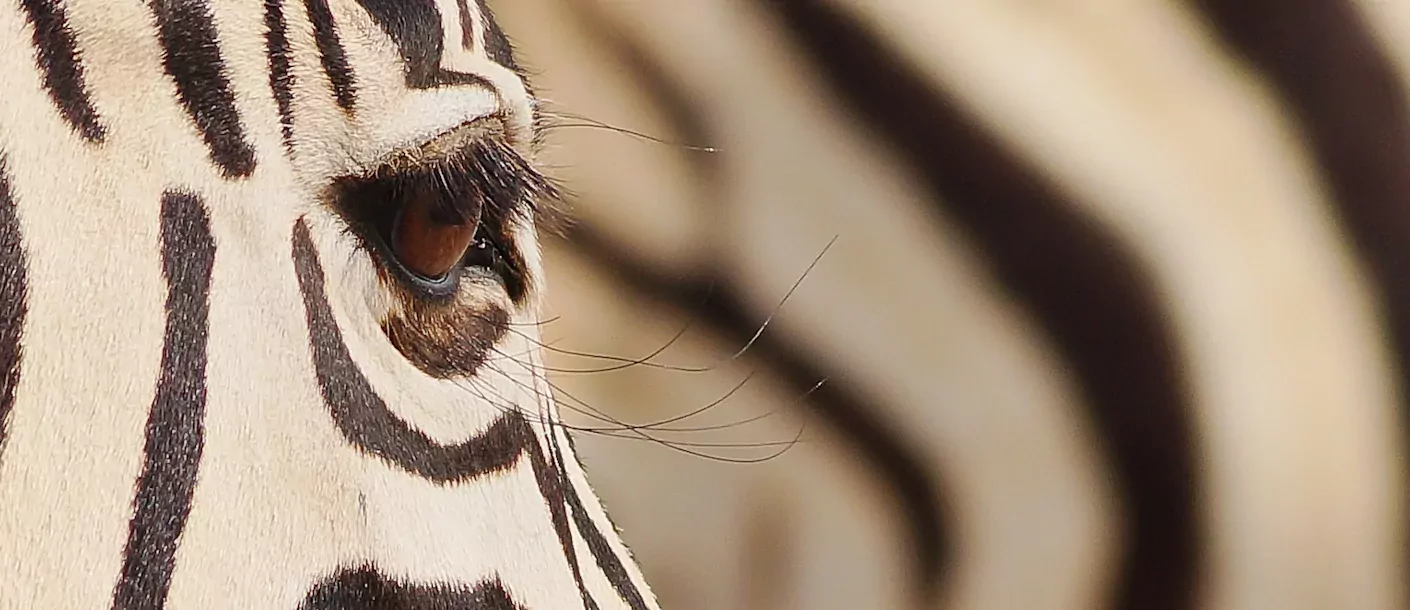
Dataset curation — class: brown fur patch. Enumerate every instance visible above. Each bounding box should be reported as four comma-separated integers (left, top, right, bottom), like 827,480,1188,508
380,278,511,379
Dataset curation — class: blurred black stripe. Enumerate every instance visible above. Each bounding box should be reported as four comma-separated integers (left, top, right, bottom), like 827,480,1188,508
553,1,950,602
1185,0,1410,598
758,2,1199,608
562,224,945,605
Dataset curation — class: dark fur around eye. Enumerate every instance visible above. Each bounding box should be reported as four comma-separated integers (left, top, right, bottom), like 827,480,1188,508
327,135,557,305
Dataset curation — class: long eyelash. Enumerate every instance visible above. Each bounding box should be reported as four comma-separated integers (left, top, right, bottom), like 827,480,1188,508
372,137,561,228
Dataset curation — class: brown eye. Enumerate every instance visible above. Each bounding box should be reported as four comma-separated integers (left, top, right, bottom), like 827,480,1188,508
390,190,479,280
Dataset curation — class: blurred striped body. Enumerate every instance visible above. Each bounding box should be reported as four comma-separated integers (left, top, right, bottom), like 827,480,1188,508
501,1,1410,609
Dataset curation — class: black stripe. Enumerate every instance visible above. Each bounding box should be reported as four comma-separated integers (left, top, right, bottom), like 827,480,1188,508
0,157,26,464
149,0,257,179
474,0,520,73
759,3,1199,609
291,218,601,608
264,0,296,150
20,0,105,142
112,191,215,610
455,0,476,52
1184,0,1410,600
353,0,496,89
554,429,649,610
300,566,523,609
532,419,599,610
303,0,357,114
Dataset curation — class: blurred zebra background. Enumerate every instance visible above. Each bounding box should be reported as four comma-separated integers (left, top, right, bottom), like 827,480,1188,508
493,1,1410,609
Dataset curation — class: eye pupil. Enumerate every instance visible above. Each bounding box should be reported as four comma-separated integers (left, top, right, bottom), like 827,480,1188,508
463,234,500,270
391,193,477,280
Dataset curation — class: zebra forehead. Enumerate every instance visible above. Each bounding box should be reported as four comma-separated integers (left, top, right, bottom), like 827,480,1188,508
269,0,536,178
352,0,521,84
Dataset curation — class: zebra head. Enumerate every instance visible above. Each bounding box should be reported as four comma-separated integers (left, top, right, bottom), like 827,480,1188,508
0,0,657,608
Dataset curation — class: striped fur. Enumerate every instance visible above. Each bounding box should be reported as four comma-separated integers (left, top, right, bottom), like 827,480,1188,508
496,1,1410,609
0,0,657,608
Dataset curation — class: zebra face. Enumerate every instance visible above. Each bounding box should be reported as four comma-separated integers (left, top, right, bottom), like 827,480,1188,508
0,0,656,608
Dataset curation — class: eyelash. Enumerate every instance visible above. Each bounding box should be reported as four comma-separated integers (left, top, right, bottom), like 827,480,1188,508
327,137,555,303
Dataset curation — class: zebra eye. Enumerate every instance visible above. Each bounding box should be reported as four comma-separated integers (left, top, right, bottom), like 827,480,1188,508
390,189,479,280
328,135,541,303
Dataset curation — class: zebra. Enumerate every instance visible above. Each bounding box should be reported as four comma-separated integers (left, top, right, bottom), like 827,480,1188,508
0,0,657,608
497,1,1410,609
